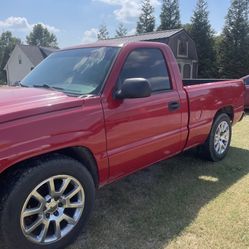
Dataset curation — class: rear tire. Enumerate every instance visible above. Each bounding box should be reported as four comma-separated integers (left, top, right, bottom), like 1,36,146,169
0,155,95,249
199,113,232,162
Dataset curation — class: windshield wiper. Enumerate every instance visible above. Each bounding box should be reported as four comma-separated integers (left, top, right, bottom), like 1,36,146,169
19,82,29,87
24,83,83,96
33,84,65,91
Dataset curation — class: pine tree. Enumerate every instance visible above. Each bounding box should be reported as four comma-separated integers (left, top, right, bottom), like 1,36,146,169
26,24,58,48
218,0,249,78
97,24,109,40
190,0,217,78
136,0,155,34
115,23,128,38
158,0,181,30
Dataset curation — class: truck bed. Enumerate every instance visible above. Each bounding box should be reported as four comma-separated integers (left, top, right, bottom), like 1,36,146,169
183,79,245,150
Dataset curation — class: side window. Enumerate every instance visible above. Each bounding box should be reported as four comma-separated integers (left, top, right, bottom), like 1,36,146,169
177,40,188,57
183,64,191,79
119,48,171,92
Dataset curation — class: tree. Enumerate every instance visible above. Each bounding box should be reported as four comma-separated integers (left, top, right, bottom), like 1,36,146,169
115,23,128,38
0,31,21,83
158,0,181,30
218,0,249,78
97,24,109,40
136,0,155,34
189,0,217,78
182,23,192,33
214,34,223,57
26,24,58,48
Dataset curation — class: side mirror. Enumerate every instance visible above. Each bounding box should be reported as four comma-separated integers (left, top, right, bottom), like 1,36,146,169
115,78,152,99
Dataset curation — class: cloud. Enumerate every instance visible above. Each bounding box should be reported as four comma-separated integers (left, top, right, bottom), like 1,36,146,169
82,28,98,44
95,0,160,22
0,16,59,33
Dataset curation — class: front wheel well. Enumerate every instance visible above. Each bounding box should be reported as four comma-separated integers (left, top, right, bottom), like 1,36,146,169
0,146,99,189
56,147,99,187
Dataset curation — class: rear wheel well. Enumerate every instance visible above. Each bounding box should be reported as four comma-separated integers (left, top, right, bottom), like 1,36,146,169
0,147,99,189
214,106,234,122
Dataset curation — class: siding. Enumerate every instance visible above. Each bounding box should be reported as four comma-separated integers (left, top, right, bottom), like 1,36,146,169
5,46,34,85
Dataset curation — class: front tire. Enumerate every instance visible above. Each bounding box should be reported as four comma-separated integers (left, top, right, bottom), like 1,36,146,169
0,155,95,249
199,113,232,162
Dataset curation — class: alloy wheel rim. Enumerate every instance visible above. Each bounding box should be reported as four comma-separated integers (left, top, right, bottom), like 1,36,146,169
20,175,85,245
214,121,230,155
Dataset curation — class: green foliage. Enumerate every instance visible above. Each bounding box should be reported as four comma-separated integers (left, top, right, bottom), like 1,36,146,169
115,23,128,38
189,0,217,78
218,0,249,78
182,23,192,33
97,24,109,40
158,0,181,30
0,31,21,83
136,0,155,34
26,24,58,48
213,34,223,57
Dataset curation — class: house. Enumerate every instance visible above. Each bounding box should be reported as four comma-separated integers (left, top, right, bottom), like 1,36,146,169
100,28,198,79
4,44,57,85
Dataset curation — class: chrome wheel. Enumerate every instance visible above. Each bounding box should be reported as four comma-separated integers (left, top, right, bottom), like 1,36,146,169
20,175,85,245
214,120,230,155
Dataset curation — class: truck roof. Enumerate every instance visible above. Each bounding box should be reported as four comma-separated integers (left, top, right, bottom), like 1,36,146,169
61,40,167,51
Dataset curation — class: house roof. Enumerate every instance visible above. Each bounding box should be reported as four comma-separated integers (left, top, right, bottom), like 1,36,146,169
63,29,187,51
40,46,58,57
18,44,57,66
95,28,184,44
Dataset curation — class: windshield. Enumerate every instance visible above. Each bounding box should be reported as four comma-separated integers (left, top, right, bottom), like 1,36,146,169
21,47,119,95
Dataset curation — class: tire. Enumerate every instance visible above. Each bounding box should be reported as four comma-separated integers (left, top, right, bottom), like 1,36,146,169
199,113,232,162
0,155,95,249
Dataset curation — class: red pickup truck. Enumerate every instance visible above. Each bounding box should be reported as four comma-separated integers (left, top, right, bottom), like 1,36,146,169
0,42,244,249
242,75,249,109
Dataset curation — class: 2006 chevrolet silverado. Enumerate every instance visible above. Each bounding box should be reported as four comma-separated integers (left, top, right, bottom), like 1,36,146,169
0,41,245,249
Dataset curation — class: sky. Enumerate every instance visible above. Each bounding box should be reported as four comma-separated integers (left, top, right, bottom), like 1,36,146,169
0,0,231,48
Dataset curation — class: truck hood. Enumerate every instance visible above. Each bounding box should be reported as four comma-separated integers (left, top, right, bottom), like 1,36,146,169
0,87,84,124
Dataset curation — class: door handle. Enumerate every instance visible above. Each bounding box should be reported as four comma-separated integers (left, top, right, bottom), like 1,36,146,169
168,101,180,111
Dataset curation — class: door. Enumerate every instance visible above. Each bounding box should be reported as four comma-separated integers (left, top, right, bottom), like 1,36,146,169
102,48,183,181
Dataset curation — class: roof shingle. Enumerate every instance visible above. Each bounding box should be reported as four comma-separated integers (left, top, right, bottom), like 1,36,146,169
19,44,57,66
96,28,183,44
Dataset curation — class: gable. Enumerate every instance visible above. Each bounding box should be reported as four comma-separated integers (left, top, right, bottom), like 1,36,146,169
4,45,34,70
19,45,45,66
168,30,198,61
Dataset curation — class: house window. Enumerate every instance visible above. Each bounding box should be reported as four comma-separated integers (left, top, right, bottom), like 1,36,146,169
177,40,188,57
18,55,22,64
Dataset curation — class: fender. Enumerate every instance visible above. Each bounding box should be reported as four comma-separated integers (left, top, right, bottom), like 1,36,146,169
0,97,109,185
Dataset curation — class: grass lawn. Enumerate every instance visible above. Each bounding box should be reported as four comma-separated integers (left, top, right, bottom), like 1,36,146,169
69,112,249,249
